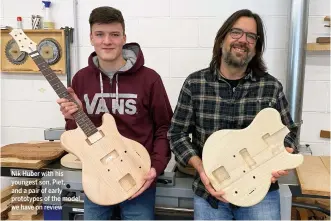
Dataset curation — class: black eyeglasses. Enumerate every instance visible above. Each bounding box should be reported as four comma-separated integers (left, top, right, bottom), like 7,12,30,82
229,28,259,44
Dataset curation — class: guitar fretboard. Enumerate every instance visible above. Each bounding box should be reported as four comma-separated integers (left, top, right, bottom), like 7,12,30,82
29,51,98,137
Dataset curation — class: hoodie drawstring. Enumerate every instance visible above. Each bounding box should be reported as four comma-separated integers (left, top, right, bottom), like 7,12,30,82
99,72,119,110
116,74,119,109
99,72,106,108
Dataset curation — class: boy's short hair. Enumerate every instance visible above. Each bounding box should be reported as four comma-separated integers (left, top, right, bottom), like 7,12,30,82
89,6,125,34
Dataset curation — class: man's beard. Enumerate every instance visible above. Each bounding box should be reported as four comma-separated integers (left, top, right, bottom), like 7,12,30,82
222,43,253,68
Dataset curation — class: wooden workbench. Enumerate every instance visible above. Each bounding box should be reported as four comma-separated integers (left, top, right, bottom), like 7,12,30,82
296,155,330,197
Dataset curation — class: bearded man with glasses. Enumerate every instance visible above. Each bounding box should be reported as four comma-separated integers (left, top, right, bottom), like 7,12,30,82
168,9,298,220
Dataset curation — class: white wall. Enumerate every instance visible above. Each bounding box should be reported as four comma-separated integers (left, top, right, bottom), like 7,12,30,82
302,0,330,155
1,0,330,184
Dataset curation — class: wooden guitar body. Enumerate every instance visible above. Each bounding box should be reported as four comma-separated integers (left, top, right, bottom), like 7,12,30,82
61,113,151,205
202,108,304,207
60,153,82,169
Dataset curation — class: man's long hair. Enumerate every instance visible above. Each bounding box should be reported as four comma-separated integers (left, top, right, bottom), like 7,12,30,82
209,9,267,76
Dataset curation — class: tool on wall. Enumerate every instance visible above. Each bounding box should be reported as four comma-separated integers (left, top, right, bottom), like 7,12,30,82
32,15,42,29
5,39,28,65
37,38,61,65
1,28,71,74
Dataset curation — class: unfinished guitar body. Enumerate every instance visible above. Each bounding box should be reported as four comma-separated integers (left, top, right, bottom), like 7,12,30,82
60,113,151,205
202,108,304,207
60,153,82,169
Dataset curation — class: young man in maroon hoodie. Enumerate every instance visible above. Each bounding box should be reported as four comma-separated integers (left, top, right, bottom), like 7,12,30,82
57,6,173,220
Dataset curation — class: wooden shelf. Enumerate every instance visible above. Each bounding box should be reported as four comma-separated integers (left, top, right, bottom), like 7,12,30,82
306,43,330,51
1,70,64,74
0,29,64,33
0,29,66,74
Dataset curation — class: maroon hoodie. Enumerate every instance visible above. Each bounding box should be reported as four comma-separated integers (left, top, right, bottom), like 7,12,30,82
65,43,173,182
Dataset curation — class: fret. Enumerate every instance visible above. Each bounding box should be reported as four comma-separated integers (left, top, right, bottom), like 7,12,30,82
73,110,84,118
72,110,98,135
80,125,89,132
78,120,91,130
48,77,60,84
52,84,64,92
29,51,98,138
58,91,69,99
44,73,57,82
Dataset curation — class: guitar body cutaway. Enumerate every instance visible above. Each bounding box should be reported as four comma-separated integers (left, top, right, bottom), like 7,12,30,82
60,113,151,205
202,108,303,207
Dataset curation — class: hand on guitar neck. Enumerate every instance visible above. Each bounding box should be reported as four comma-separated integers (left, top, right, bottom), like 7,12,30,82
189,156,228,203
57,87,82,119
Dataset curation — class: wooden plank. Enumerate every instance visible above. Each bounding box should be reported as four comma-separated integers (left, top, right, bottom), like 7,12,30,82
296,156,330,197
1,141,65,160
306,43,330,51
1,185,14,203
1,198,12,220
8,210,43,220
296,208,309,220
320,130,331,139
0,157,51,169
316,37,331,44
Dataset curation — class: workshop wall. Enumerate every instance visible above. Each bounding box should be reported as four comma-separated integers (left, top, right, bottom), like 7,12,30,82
1,0,330,156
1,0,77,145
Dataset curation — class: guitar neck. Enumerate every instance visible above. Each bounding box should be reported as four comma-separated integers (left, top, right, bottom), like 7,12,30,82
29,51,98,137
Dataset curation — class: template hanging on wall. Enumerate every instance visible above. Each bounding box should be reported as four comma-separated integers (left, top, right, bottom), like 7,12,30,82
1,29,66,74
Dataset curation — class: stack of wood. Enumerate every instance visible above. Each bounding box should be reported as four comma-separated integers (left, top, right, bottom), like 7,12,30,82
1,185,13,220
1,184,44,220
0,141,65,169
291,197,330,220
293,154,330,220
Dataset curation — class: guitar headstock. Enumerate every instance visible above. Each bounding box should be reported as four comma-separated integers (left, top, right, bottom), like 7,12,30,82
8,29,37,53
